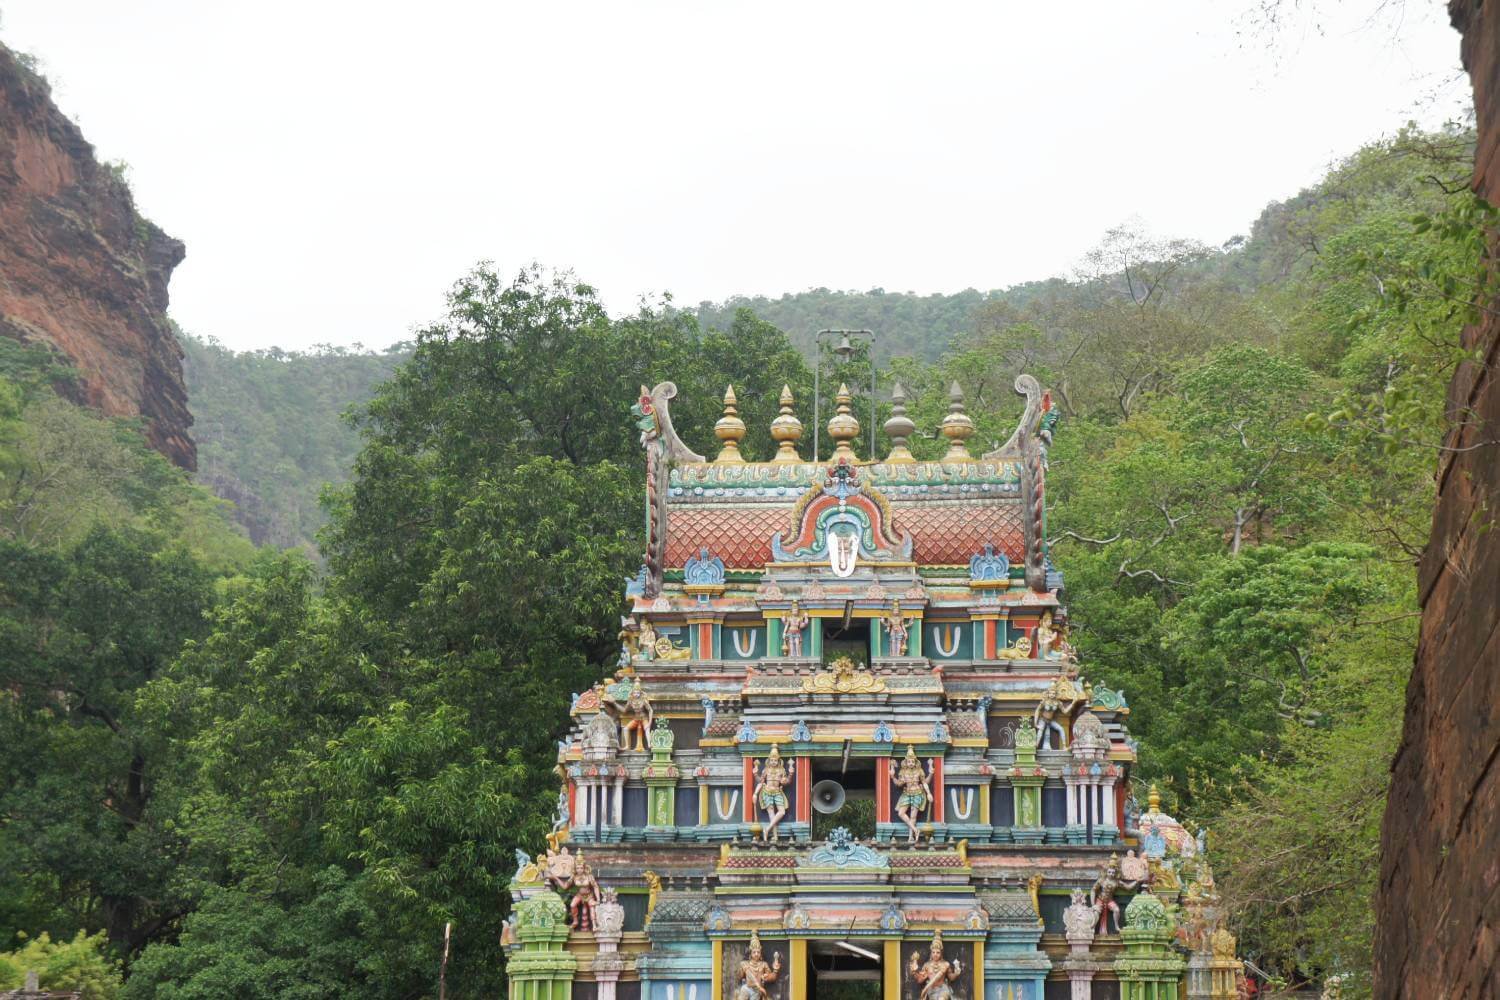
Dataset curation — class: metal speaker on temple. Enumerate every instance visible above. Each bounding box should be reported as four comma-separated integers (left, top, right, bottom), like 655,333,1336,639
811,780,846,814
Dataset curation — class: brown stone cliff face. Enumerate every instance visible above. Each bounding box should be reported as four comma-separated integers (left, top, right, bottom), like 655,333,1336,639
0,43,194,469
1374,4,1500,997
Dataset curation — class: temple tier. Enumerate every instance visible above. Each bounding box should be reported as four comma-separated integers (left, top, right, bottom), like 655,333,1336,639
503,376,1243,1000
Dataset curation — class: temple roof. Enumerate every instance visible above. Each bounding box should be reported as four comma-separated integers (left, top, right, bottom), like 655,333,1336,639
664,495,1025,569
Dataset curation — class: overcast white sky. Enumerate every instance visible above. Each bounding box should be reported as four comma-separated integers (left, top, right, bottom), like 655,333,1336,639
1,1,1468,353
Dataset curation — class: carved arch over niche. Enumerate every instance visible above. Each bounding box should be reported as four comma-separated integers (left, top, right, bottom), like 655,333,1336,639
769,460,912,568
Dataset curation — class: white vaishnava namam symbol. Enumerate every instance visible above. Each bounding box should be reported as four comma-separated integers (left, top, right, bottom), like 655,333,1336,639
829,525,859,577
731,629,758,657
933,625,961,657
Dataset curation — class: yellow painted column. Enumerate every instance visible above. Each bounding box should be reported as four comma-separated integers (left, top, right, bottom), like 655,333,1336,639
712,940,723,1000
699,784,709,825
971,942,984,1000
978,783,990,824
790,939,808,1000
883,940,901,1000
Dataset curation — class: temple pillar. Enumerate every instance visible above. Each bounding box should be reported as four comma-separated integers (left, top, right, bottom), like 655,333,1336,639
645,720,679,843
1010,720,1044,845
1115,892,1185,1000
505,891,576,1000
594,892,627,1000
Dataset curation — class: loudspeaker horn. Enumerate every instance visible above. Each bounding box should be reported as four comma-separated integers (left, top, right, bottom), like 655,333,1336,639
811,779,846,814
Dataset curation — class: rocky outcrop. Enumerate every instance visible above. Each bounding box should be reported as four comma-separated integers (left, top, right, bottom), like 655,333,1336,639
1373,4,1500,996
0,43,194,469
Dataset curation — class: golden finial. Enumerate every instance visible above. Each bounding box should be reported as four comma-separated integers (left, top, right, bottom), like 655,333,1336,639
770,384,803,463
714,385,746,464
940,381,975,461
1148,784,1161,812
827,382,860,460
883,380,916,463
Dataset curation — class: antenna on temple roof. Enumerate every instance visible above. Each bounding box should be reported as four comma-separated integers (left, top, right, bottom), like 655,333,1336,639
812,329,876,461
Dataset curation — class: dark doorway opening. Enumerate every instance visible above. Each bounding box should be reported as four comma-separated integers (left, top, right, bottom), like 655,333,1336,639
822,614,871,665
808,941,881,1000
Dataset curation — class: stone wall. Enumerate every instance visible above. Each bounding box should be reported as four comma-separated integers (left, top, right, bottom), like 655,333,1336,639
1372,3,1500,996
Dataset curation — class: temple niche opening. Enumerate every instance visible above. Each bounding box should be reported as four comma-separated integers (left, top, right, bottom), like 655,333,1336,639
502,376,1244,1000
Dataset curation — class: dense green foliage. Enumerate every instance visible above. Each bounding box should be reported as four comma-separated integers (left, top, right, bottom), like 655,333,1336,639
3,125,1486,999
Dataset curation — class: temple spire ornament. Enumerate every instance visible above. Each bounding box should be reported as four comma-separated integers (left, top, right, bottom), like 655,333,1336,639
883,381,917,463
714,385,747,464
940,381,975,461
827,382,860,460
770,384,803,463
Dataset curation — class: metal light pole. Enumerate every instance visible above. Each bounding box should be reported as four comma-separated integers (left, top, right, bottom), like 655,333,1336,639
812,329,876,462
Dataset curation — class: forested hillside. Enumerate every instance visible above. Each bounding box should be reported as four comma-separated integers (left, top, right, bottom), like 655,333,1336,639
180,335,409,552
3,122,1483,998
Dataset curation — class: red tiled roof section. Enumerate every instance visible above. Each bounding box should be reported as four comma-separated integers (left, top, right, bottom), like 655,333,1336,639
665,506,783,568
665,499,1024,569
897,502,1024,565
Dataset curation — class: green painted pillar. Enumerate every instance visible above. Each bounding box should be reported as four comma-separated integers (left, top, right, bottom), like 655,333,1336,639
1010,717,1045,844
1115,891,1186,1000
767,618,783,657
644,718,679,841
505,890,576,1000
910,618,922,657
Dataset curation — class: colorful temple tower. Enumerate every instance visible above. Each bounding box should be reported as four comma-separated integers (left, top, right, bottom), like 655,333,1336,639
504,376,1241,1000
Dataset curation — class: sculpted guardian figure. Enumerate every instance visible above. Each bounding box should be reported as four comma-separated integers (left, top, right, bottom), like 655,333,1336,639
883,600,912,657
734,930,782,1000
782,601,809,657
891,744,933,844
1091,852,1127,935
753,745,795,842
908,931,963,1000
568,852,600,931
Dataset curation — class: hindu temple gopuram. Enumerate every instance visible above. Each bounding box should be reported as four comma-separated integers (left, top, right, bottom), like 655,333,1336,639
503,376,1246,1000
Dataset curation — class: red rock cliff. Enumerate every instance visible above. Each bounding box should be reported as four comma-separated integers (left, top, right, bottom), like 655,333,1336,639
0,43,194,469
1373,3,1500,996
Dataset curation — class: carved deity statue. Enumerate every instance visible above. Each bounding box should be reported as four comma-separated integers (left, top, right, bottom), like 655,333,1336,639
615,678,654,752
568,852,600,930
636,618,691,662
1062,888,1101,940
1091,853,1126,935
782,601,809,657
907,931,963,1000
642,870,662,924
734,930,782,1000
545,786,571,851
753,745,796,842
1034,611,1061,658
883,600,913,657
1119,848,1149,888
1033,663,1089,750
543,844,577,890
996,634,1033,660
891,744,933,844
